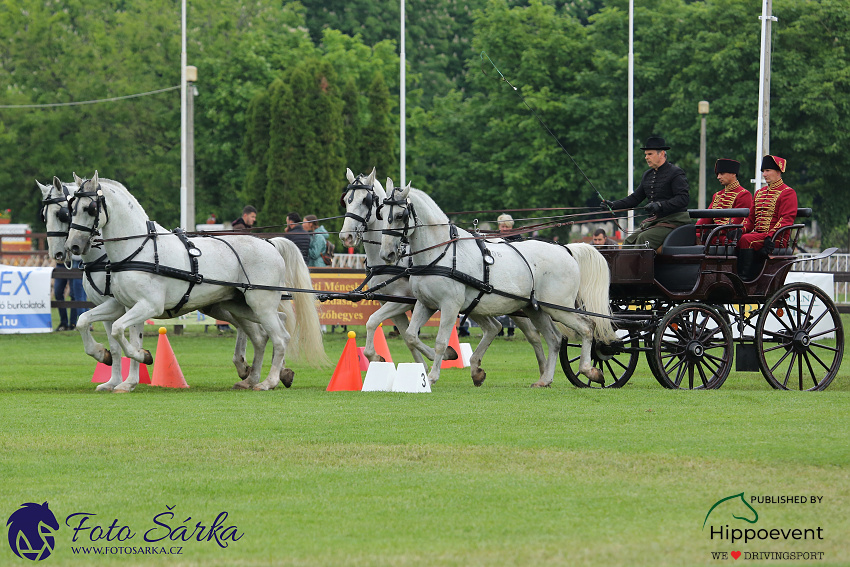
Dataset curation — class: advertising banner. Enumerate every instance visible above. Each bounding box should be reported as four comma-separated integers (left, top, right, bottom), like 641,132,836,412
310,270,440,326
0,264,53,334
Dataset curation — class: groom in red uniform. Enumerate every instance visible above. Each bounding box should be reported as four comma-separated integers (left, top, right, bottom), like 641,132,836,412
696,158,752,244
737,155,797,280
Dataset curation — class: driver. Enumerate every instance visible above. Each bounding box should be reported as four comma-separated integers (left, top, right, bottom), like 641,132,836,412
601,136,691,251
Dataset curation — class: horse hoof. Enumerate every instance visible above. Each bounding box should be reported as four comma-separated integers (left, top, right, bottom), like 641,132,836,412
281,369,295,388
232,381,251,390
587,368,605,385
530,380,551,388
142,349,153,366
472,369,486,387
102,351,113,366
95,383,115,392
378,355,386,363
444,346,459,361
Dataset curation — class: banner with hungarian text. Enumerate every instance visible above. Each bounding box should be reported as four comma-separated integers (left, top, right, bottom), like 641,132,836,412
0,264,53,334
310,269,439,326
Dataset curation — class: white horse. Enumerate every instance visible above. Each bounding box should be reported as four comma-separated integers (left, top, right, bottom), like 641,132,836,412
38,177,314,392
379,180,617,387
339,168,547,385
64,172,326,390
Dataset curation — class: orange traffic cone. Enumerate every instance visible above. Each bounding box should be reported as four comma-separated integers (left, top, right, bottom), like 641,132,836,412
356,347,370,371
151,327,189,388
327,331,363,391
441,324,464,369
373,323,393,363
91,357,151,384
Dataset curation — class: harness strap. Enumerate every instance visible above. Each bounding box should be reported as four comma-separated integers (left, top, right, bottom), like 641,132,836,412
167,228,201,317
82,254,111,297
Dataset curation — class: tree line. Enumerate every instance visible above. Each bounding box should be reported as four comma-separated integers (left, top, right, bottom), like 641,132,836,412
1,0,849,246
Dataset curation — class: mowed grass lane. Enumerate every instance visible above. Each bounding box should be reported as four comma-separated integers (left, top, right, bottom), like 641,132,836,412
1,325,847,567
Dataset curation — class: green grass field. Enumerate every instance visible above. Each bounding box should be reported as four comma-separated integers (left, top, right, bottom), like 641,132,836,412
1,322,848,566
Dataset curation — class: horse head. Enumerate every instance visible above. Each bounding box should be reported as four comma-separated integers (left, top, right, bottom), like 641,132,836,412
339,167,386,247
66,170,106,256
36,177,77,264
379,177,413,264
6,502,60,561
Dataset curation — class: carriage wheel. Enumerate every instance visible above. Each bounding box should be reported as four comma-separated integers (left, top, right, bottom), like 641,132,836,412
755,282,844,391
650,303,733,390
559,330,640,389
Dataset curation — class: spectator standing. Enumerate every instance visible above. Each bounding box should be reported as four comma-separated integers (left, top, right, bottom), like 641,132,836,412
591,228,618,247
231,206,257,231
284,212,311,262
304,214,330,268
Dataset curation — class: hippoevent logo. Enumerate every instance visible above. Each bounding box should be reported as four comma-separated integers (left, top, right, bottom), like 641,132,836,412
6,502,59,561
703,492,826,561
5,503,243,561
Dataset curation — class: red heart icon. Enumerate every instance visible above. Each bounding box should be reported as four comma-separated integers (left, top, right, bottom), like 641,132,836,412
731,551,741,560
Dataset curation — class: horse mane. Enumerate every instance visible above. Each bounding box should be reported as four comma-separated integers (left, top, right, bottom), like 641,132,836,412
407,187,448,225
99,178,150,222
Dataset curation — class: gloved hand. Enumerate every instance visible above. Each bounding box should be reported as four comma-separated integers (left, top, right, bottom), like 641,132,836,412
645,201,662,215
600,200,615,210
763,236,775,255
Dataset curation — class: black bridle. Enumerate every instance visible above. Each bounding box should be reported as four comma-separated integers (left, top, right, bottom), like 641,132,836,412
39,183,74,238
340,175,384,227
381,185,416,245
69,178,109,236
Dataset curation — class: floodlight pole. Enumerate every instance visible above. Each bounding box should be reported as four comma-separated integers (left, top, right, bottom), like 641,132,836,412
400,0,406,188
754,0,775,191
627,0,634,234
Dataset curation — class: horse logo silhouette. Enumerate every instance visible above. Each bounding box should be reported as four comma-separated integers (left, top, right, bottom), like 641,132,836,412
703,492,759,528
6,502,60,561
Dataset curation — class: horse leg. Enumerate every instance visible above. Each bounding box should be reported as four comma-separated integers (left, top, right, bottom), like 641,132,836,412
524,310,563,388
544,311,603,386
466,315,501,386
237,322,270,389
389,313,435,365
109,302,162,365
363,302,403,363
418,305,459,385
113,324,144,393
513,315,547,376
246,291,292,391
76,299,126,366
95,320,125,392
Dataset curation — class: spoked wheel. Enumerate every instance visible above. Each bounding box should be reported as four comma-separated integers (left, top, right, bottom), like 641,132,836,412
755,282,844,391
650,303,733,389
559,330,640,389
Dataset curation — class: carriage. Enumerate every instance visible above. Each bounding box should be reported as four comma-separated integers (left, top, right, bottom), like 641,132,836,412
559,207,844,391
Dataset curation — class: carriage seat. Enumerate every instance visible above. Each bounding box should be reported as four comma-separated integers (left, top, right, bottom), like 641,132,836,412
659,224,701,255
768,208,812,255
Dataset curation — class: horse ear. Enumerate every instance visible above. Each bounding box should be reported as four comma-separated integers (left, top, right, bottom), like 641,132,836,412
345,168,355,184
73,172,83,186
36,179,50,197
92,170,99,186
367,167,376,185
385,177,394,193
402,182,412,198
53,176,63,190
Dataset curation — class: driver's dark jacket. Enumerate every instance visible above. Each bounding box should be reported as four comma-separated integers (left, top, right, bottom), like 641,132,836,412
609,161,690,217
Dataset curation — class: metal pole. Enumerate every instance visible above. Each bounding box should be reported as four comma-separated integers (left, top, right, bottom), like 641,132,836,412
187,79,195,232
699,114,707,209
627,0,634,235
754,0,774,191
698,100,709,209
180,0,188,229
400,0,406,188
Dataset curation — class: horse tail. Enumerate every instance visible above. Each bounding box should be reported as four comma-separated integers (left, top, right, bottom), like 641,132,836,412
270,237,330,367
564,243,618,343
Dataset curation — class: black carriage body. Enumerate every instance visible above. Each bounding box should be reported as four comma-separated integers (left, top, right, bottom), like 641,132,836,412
560,208,844,392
